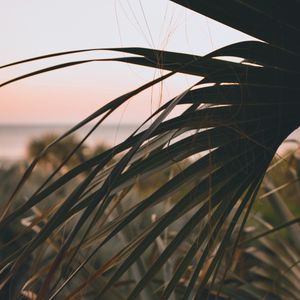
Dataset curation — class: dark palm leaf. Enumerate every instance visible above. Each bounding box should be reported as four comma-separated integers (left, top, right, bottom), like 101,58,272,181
1,1,300,299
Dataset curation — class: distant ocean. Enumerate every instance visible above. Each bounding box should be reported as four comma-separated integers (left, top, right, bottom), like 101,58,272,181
0,124,137,163
1,124,300,165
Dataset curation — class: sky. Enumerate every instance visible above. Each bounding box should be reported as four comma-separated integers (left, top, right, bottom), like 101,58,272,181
0,0,252,125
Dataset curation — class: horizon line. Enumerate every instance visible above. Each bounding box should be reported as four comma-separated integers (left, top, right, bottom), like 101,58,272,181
0,122,139,127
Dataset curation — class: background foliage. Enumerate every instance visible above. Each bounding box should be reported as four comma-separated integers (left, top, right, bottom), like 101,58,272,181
1,1,300,299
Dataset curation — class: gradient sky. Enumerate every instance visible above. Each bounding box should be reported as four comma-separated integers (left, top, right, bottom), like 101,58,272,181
0,0,252,125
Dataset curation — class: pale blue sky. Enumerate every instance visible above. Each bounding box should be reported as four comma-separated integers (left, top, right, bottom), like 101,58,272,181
0,0,251,124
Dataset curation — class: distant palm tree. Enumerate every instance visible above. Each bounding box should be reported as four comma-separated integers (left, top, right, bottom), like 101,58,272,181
0,1,300,299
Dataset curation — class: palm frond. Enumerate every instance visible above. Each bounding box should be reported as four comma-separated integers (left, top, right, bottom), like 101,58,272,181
1,1,300,299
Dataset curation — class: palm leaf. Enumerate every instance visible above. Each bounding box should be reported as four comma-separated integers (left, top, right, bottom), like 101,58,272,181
1,1,300,299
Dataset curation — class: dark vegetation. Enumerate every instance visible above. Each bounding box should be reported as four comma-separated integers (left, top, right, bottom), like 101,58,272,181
1,1,300,299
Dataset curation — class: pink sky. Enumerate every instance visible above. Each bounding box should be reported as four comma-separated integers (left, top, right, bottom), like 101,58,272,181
0,0,251,125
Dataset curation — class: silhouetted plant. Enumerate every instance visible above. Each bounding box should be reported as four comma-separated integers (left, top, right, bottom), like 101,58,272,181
1,1,300,299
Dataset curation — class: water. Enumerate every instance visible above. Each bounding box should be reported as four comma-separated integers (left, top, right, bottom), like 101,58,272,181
1,124,300,165
0,124,137,163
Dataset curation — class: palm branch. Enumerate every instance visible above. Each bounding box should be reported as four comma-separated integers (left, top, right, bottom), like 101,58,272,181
1,1,300,299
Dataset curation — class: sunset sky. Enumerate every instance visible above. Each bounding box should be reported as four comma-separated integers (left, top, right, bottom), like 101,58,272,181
0,0,251,125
